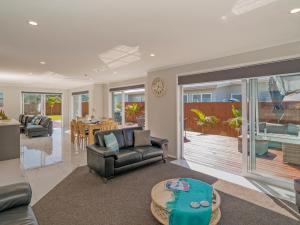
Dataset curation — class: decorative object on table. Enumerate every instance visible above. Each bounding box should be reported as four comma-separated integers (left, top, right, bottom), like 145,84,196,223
165,179,190,192
0,92,3,107
0,109,8,120
152,77,166,97
151,178,221,225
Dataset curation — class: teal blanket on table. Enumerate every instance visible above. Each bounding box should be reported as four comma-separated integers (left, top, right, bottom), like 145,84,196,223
167,178,212,225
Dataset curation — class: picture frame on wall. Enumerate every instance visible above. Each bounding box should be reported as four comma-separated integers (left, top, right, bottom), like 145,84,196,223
0,92,3,107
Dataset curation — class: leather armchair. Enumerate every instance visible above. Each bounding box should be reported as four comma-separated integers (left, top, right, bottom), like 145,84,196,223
0,182,39,225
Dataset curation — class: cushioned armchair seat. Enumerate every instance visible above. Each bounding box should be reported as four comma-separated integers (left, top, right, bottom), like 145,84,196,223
115,149,142,168
87,127,168,181
0,183,39,225
135,146,164,160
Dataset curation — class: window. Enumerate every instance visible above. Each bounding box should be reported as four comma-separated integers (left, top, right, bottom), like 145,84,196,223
183,94,188,103
186,93,212,102
72,92,89,118
22,92,63,126
111,88,145,127
202,93,212,102
192,94,202,102
231,93,242,102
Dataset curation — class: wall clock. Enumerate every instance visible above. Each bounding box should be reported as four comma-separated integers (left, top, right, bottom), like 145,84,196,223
151,77,166,97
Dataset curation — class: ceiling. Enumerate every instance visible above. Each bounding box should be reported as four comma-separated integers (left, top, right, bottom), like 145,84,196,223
0,0,299,89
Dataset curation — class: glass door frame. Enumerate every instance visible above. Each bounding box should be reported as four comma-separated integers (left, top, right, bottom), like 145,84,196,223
243,77,295,190
110,88,145,128
22,92,63,128
178,78,294,191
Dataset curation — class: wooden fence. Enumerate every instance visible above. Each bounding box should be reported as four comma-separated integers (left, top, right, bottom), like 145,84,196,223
184,102,241,137
185,101,300,137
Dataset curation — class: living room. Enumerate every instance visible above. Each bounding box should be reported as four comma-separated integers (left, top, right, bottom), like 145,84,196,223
1,1,300,225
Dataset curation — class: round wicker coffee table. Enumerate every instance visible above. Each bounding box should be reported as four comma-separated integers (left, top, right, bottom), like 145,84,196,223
151,179,221,225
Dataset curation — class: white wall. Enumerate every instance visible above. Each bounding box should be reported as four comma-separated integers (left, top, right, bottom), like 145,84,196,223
0,85,69,128
147,41,300,158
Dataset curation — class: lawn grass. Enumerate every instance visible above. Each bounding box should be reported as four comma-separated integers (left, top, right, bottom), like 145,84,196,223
47,115,62,121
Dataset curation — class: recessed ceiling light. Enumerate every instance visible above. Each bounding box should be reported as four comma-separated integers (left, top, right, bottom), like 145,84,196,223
113,71,117,74
290,8,300,14
221,16,227,20
28,20,38,26
40,61,46,65
150,53,155,57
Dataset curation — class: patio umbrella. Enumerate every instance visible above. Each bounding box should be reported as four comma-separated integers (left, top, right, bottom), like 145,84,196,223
268,76,286,121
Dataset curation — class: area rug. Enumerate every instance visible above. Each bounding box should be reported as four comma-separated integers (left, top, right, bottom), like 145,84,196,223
33,162,300,225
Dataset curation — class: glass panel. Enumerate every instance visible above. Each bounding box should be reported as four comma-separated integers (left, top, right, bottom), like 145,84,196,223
112,92,123,125
72,95,81,118
124,89,145,127
23,93,42,115
45,94,62,127
192,94,201,102
202,93,212,102
81,94,89,117
248,74,300,182
183,80,243,175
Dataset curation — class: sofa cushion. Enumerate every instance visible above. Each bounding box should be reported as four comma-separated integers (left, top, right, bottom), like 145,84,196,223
104,133,119,152
40,117,51,127
134,146,163,160
134,130,151,147
287,123,299,136
26,124,47,132
123,127,143,147
114,149,142,168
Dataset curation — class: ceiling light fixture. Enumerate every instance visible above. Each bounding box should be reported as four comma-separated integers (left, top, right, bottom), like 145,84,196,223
290,8,300,14
40,61,46,65
150,53,155,57
28,20,38,26
113,72,117,74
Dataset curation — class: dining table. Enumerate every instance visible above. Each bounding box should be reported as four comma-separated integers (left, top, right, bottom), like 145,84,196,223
71,119,119,145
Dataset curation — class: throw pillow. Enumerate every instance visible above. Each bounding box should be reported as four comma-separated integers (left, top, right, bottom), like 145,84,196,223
34,116,42,125
134,130,151,147
104,133,119,152
40,118,51,127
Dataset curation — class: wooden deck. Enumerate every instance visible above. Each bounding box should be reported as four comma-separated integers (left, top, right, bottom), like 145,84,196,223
183,132,300,180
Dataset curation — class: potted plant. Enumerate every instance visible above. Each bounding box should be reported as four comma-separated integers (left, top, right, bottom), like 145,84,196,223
190,109,219,134
224,105,242,135
126,103,141,123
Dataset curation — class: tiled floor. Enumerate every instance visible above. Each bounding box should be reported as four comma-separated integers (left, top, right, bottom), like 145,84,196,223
0,128,87,205
0,127,296,206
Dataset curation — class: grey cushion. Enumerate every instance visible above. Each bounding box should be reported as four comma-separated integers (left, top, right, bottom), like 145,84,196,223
287,124,299,136
134,146,163,160
134,130,151,147
123,127,143,147
40,117,51,127
114,149,142,168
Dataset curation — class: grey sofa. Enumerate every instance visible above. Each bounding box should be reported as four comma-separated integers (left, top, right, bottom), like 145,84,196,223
0,182,39,225
87,127,168,182
22,115,53,138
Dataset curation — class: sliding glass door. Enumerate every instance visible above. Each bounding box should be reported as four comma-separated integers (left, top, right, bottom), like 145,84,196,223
111,88,145,127
22,92,63,128
247,74,300,185
72,92,89,118
23,93,43,115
